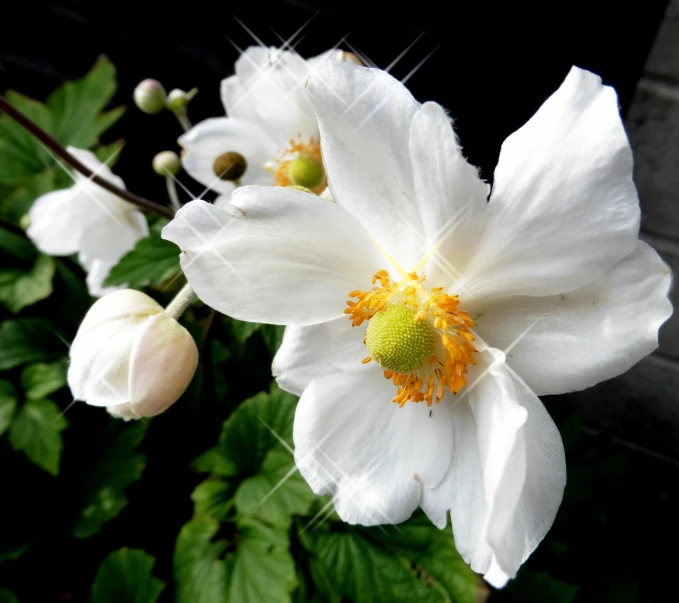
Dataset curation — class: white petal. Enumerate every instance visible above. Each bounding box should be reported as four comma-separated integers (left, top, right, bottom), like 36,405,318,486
220,75,259,122
461,67,640,300
233,47,318,146
294,369,453,525
420,350,566,586
27,188,85,255
83,258,118,297
305,60,424,269
409,102,490,288
75,289,162,337
179,117,278,192
162,189,384,325
128,313,199,417
273,318,367,395
79,208,148,262
471,241,673,396
68,147,126,190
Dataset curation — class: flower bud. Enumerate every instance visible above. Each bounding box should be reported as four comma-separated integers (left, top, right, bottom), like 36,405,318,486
166,88,198,113
67,289,198,420
133,79,167,115
153,151,181,177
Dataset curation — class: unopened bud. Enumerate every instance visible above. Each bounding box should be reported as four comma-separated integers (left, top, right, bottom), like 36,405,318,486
213,152,247,181
67,290,198,420
134,79,167,115
166,88,198,113
153,151,181,177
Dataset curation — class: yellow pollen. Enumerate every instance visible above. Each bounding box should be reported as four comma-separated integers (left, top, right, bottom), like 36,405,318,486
268,135,326,194
345,270,477,407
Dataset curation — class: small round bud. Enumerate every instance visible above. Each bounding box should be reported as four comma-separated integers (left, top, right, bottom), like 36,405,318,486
167,88,198,112
153,151,181,177
286,185,314,194
19,214,31,230
213,152,247,181
288,156,325,189
133,79,167,115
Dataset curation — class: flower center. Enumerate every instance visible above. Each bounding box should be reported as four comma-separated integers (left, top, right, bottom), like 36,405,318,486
213,152,248,181
346,270,476,407
269,136,326,194
365,305,435,373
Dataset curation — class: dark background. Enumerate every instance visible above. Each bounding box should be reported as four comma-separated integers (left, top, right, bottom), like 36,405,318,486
1,1,677,602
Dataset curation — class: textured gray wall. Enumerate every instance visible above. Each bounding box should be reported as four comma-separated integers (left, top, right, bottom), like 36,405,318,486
565,0,679,461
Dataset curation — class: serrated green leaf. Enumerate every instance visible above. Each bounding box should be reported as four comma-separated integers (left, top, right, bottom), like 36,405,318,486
174,516,296,603
8,399,67,475
301,512,483,603
93,140,124,167
46,56,123,149
192,479,236,522
0,318,66,370
0,587,18,603
104,234,179,288
235,447,315,529
200,384,298,477
174,517,230,603
72,421,146,538
0,91,54,183
0,380,17,436
90,548,165,603
0,254,56,313
261,323,286,356
20,360,67,400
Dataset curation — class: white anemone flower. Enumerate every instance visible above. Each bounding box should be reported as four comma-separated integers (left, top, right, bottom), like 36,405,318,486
162,61,673,586
27,147,148,296
179,46,359,201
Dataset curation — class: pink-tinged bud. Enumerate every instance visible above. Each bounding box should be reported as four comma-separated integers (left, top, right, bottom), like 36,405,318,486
134,79,167,115
67,289,198,420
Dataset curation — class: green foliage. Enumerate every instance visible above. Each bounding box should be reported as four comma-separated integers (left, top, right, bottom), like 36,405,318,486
72,421,147,538
90,548,165,603
0,254,56,313
20,360,67,400
0,381,17,436
8,398,67,475
0,588,18,603
104,233,181,288
0,318,65,370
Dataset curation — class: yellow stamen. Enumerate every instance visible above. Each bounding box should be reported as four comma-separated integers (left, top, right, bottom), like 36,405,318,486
346,269,476,406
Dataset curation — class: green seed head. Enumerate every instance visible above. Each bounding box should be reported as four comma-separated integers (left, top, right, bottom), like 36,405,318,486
213,152,247,181
365,305,435,374
288,155,324,189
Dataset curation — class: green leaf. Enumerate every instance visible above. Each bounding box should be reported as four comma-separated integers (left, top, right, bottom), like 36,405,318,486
228,318,262,344
104,234,180,288
0,587,18,603
192,478,236,522
0,227,38,263
174,516,296,603
0,254,56,313
90,548,165,603
0,91,54,183
20,360,67,400
93,140,124,167
261,324,286,356
234,447,315,529
0,169,57,224
301,512,483,603
72,421,146,538
8,399,67,475
46,56,124,149
0,318,66,370
0,380,17,436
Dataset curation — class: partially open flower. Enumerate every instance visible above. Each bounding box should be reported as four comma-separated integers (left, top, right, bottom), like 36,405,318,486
68,289,198,420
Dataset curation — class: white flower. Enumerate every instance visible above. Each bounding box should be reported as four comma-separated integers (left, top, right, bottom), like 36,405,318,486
162,62,673,586
27,147,148,296
179,46,356,200
68,289,198,420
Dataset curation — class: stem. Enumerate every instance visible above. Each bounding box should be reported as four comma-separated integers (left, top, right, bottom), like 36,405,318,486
0,96,174,220
0,216,28,238
166,176,182,211
175,111,192,132
165,283,196,319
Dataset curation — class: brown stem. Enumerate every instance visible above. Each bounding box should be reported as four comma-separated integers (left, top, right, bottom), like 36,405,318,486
0,96,174,220
0,216,28,238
